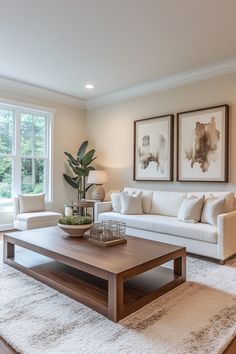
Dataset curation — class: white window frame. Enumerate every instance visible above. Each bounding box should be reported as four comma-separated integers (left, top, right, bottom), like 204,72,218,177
0,99,55,212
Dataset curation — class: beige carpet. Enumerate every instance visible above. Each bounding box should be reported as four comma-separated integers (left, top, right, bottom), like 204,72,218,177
1,243,236,354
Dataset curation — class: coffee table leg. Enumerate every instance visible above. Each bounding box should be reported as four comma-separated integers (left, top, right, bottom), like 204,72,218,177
174,253,186,280
3,239,15,263
108,274,123,322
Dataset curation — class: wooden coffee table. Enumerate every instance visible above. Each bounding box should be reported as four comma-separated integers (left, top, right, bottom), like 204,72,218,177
3,227,186,322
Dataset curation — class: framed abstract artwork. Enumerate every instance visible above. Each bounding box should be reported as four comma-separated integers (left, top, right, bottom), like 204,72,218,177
177,105,229,182
134,114,174,181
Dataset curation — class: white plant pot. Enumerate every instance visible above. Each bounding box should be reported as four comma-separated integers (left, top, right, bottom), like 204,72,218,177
65,207,73,217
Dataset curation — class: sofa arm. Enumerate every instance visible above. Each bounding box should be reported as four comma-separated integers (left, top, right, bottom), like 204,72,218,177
94,201,112,222
217,210,236,260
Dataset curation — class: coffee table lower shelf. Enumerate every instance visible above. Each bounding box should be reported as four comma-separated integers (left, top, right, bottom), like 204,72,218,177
4,245,185,322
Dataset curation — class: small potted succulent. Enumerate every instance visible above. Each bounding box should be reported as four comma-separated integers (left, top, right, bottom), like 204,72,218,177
58,215,92,237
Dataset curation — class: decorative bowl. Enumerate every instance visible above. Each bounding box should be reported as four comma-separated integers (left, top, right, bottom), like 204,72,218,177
58,223,91,237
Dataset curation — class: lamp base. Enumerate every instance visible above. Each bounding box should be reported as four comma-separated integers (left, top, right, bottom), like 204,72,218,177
92,185,105,202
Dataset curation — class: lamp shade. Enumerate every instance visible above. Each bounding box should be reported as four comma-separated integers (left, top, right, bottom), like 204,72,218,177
87,170,108,185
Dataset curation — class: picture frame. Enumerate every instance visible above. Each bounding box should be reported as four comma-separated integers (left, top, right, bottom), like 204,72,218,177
134,114,174,181
177,104,229,182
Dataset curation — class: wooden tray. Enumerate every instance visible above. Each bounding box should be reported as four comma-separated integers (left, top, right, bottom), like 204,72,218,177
86,237,127,247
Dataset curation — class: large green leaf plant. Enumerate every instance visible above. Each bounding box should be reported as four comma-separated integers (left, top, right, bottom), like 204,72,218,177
63,141,96,200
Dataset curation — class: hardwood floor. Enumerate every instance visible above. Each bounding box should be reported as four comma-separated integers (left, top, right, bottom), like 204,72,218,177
0,338,17,354
224,338,236,354
0,231,236,353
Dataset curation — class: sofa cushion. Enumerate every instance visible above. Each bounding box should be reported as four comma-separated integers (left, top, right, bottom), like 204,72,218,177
15,211,62,230
17,211,62,222
178,195,205,223
121,191,143,215
18,193,46,213
151,191,187,217
98,212,217,243
124,187,154,214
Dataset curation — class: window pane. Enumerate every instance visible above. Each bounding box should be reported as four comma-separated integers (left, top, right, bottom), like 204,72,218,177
0,110,13,154
0,157,12,203
34,116,46,157
21,158,44,194
21,114,33,156
35,158,44,189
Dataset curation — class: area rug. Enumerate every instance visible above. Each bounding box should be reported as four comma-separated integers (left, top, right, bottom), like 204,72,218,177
1,243,236,354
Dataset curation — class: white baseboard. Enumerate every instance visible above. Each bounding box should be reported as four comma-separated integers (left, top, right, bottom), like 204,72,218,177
0,223,14,231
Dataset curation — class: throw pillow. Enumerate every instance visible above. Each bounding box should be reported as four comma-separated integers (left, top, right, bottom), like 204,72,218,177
18,193,46,213
111,192,122,213
201,197,225,226
207,192,235,213
120,191,143,215
178,195,205,223
124,188,154,214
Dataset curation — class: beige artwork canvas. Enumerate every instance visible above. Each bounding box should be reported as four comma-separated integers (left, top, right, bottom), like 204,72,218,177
134,115,174,181
177,105,229,182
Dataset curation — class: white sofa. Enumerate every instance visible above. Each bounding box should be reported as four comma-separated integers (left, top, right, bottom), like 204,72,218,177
14,196,62,230
94,188,236,263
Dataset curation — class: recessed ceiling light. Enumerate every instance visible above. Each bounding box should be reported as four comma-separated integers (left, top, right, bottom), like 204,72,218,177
85,84,94,89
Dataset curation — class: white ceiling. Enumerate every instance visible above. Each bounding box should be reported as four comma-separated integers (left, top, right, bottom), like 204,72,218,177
1,0,236,102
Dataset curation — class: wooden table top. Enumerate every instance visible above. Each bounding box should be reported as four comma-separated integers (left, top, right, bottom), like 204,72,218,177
4,227,185,274
73,200,96,207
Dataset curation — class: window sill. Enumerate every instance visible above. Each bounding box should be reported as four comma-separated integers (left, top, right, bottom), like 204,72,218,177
0,206,13,213
0,223,14,231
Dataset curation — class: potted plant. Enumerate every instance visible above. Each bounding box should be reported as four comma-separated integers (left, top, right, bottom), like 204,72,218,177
58,215,92,237
63,141,96,201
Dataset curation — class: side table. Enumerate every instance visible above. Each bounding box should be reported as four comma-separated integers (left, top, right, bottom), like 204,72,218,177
73,200,97,221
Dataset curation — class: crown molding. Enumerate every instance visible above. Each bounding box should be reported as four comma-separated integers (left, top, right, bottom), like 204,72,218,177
0,76,85,109
1,57,236,111
86,57,236,109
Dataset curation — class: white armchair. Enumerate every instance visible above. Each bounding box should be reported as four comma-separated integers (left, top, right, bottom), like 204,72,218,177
14,194,62,230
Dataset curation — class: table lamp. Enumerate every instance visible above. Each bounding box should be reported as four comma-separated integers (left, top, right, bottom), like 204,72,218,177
87,170,108,201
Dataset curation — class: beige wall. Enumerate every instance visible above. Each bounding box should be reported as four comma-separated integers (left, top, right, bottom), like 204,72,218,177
1,72,236,226
85,73,236,196
0,90,85,227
